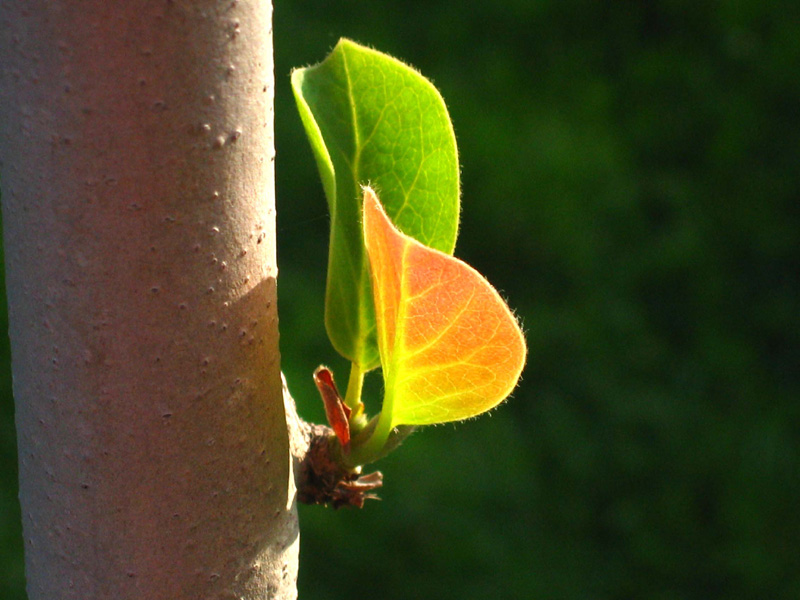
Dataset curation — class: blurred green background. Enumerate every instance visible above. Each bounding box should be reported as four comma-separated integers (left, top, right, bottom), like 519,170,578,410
2,1,799,598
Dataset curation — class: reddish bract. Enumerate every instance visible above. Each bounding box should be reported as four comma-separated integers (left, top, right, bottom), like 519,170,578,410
313,366,351,449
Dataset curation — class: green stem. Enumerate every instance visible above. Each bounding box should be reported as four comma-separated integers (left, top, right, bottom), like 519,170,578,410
344,361,364,413
347,408,394,466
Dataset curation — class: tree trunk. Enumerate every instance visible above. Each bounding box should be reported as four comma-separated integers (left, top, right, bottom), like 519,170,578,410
0,1,298,598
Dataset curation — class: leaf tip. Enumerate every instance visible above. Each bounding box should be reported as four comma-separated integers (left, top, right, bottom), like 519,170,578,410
361,185,386,236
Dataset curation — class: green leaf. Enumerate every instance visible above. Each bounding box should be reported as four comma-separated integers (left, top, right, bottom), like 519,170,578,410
292,39,460,370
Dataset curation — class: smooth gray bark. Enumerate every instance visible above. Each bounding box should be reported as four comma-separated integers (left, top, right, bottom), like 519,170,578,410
0,1,298,598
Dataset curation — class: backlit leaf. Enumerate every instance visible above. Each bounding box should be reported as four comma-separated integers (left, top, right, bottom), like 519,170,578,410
363,187,526,427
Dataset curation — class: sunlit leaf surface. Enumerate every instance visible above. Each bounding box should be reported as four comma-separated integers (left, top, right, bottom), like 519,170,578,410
292,39,460,369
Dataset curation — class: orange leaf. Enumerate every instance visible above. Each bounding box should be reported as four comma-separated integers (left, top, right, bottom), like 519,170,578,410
362,187,526,427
